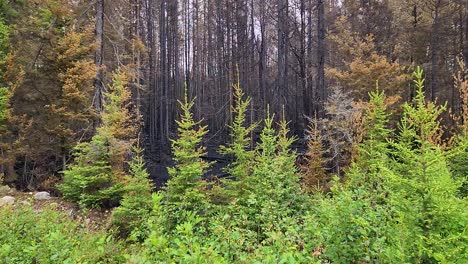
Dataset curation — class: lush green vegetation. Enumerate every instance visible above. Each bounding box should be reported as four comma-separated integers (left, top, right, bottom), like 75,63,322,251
0,206,125,263
0,1,466,263
2,69,465,263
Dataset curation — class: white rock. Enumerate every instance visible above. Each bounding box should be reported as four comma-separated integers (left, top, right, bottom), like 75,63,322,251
0,196,15,207
34,191,51,200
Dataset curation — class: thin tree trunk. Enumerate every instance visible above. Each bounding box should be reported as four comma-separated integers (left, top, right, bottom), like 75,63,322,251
430,1,441,102
94,0,105,113
317,0,326,117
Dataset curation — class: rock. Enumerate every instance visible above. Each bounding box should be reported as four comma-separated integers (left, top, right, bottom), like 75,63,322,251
85,218,91,225
0,196,15,207
68,209,76,217
34,191,51,200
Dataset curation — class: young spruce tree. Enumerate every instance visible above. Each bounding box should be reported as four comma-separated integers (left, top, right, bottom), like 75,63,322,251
219,80,256,201
59,71,137,208
310,88,401,263
302,116,329,192
111,146,153,241
390,67,467,263
236,108,304,239
449,58,468,197
163,87,211,229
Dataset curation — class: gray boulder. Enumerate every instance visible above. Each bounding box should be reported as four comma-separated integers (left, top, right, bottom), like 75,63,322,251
0,196,15,207
34,191,51,200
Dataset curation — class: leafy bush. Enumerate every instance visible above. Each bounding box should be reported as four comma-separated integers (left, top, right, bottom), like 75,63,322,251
0,205,125,263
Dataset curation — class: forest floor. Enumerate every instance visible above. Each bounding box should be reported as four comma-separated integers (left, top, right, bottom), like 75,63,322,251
0,187,111,232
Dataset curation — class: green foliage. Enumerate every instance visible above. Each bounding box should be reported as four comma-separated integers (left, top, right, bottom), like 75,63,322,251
231,108,305,240
348,87,392,191
0,86,8,128
388,67,467,263
0,18,10,129
112,146,153,241
128,193,226,263
0,18,9,73
308,183,402,263
449,132,468,197
0,205,124,263
307,88,401,263
59,134,124,208
99,71,138,142
0,0,23,22
164,88,211,228
219,81,256,201
59,71,136,208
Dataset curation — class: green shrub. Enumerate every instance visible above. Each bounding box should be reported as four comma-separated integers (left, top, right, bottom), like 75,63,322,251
129,193,226,263
308,181,402,263
0,205,125,263
449,132,468,197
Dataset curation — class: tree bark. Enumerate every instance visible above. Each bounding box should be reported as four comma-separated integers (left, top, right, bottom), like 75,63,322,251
316,0,326,116
94,0,105,113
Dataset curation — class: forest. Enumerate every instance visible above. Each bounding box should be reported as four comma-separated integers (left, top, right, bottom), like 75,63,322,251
0,0,467,263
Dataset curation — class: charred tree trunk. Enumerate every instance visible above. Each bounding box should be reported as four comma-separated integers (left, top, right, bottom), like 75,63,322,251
316,0,326,116
430,1,441,102
94,0,104,113
147,0,158,150
277,0,289,111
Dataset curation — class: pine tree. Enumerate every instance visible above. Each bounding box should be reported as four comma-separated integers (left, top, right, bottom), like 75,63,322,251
0,15,14,184
237,108,279,238
321,87,363,176
5,2,98,187
348,87,392,191
0,86,8,184
112,146,153,241
0,17,9,78
390,67,466,263
235,108,304,239
274,109,305,213
98,70,139,177
163,87,211,229
59,71,137,208
0,87,7,132
219,80,256,201
449,57,468,197
310,88,401,263
327,17,410,100
302,116,329,192
59,134,118,208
